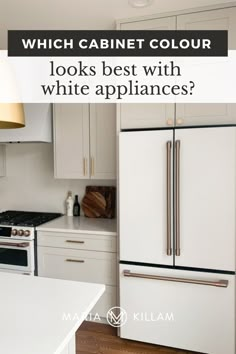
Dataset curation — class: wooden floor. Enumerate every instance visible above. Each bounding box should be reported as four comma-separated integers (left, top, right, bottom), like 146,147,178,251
76,321,198,354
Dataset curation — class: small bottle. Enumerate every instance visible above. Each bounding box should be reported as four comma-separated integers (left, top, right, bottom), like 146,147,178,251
66,191,73,216
73,195,80,216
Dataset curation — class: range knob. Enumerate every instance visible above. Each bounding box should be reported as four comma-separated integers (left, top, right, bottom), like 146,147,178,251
24,230,31,237
17,229,24,237
11,229,17,236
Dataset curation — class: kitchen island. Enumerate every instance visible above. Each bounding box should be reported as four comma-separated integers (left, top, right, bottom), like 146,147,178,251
0,272,105,354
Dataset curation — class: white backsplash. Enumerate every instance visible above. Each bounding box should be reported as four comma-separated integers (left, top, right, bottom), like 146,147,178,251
0,143,116,213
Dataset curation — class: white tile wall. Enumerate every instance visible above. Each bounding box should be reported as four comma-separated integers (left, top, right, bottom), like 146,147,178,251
0,143,115,213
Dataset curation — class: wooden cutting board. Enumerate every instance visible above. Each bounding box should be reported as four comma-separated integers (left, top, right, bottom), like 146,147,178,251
81,186,116,218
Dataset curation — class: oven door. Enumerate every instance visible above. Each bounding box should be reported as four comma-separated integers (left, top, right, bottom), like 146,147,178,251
0,239,34,272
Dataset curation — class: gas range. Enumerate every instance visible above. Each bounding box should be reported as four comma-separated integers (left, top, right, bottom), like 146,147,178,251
0,210,62,275
0,210,62,240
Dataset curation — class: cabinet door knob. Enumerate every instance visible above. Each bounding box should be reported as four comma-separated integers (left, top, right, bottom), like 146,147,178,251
177,118,184,125
166,119,173,126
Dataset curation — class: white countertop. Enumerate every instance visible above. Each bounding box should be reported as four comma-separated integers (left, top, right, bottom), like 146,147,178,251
0,272,105,354
36,216,117,236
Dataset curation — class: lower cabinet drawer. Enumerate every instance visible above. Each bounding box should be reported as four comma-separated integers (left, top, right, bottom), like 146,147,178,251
38,246,116,286
37,231,117,253
120,264,235,354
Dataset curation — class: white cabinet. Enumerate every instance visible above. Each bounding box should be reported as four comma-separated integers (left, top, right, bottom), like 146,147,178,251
90,104,116,179
38,247,116,285
120,264,235,354
118,6,236,129
119,127,236,271
54,104,116,179
176,7,236,127
0,145,6,177
54,104,90,179
119,17,175,129
38,230,117,318
177,7,236,49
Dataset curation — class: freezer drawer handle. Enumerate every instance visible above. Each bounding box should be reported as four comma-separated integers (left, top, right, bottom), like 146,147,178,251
166,141,172,256
65,259,85,263
0,241,29,248
123,270,228,288
175,140,181,257
66,240,85,244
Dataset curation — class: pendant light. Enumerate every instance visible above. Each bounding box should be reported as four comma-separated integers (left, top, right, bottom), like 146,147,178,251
0,51,25,129
0,103,25,129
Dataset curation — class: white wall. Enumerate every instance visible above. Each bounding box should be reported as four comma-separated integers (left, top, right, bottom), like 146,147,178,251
0,143,115,213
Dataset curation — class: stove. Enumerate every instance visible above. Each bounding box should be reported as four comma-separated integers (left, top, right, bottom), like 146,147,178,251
0,210,62,227
0,210,62,275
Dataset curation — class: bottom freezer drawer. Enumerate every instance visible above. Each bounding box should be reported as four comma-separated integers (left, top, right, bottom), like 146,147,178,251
119,264,235,354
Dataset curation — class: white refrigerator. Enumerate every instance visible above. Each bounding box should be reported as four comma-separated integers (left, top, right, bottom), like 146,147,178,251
119,127,236,354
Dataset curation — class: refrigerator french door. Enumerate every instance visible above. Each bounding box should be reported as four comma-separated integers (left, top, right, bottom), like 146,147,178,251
119,127,236,354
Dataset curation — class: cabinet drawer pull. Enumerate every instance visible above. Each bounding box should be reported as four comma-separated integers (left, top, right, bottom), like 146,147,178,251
123,270,228,288
66,259,85,263
66,240,85,244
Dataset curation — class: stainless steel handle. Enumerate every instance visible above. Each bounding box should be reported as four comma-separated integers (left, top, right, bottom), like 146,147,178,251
0,242,29,248
65,259,85,263
83,158,86,176
175,140,181,257
66,240,85,244
166,141,172,256
123,270,228,288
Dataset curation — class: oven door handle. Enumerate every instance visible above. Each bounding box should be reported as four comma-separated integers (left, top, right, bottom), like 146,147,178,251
0,242,30,248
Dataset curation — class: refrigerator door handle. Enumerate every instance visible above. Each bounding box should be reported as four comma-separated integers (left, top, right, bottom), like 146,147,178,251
166,141,172,256
175,140,181,256
123,270,228,288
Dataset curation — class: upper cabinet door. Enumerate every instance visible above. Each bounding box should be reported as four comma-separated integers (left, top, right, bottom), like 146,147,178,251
119,17,175,130
176,7,236,127
177,7,236,49
119,130,173,265
90,104,116,180
175,127,236,271
54,104,90,179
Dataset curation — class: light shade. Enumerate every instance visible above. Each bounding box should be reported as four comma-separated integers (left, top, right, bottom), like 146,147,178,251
0,103,25,129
